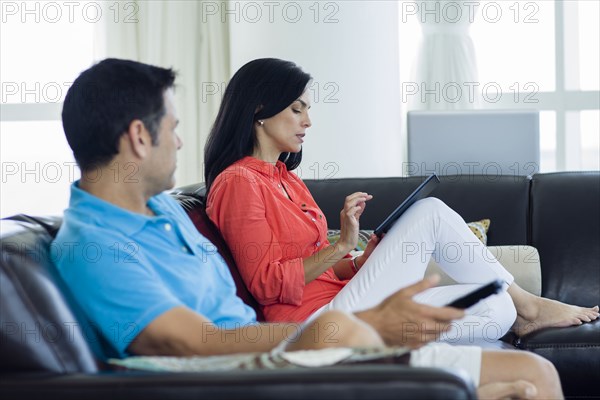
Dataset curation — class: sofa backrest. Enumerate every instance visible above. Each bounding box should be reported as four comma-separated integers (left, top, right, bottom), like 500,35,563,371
0,217,98,373
2,172,596,375
171,192,266,321
305,175,532,246
0,194,266,374
530,172,600,306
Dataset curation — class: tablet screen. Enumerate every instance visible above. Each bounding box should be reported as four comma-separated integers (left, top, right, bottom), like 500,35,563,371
373,174,440,237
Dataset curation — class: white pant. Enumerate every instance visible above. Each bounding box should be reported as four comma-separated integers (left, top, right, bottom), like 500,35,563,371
315,197,517,345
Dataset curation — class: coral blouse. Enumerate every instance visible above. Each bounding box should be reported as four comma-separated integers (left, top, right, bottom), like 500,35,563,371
206,156,351,322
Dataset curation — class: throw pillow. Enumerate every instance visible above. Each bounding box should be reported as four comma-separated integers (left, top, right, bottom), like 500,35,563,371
326,230,374,252
108,347,410,372
466,219,490,245
326,219,490,249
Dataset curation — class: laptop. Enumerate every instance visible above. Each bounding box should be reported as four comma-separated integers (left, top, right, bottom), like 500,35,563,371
374,174,440,237
407,110,540,177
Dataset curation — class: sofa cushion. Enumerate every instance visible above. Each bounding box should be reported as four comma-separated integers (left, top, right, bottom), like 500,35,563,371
425,246,542,297
108,347,411,372
0,218,98,373
466,219,490,245
530,172,600,306
326,229,373,252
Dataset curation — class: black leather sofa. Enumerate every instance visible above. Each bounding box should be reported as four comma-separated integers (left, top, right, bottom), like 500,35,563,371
303,172,600,399
1,208,474,398
2,171,598,399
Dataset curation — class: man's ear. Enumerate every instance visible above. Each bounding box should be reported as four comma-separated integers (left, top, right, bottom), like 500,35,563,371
126,119,152,159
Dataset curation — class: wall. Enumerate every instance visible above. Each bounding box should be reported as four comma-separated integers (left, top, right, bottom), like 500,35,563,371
224,0,403,179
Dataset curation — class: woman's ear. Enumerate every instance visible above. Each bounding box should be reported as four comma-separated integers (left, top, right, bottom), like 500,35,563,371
255,105,265,127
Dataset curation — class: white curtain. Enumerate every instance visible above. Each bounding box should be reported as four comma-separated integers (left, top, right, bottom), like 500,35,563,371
95,0,229,186
410,0,479,110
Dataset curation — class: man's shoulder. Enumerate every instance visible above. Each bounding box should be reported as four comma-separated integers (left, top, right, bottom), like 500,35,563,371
56,206,116,239
53,209,129,262
152,192,198,230
153,191,184,212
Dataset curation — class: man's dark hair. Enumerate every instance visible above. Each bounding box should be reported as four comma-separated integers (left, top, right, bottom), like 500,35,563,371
204,58,312,193
62,58,176,171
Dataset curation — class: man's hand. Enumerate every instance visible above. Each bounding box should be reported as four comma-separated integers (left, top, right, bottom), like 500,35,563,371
355,275,465,349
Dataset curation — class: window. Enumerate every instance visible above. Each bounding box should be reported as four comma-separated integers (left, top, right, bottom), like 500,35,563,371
0,121,77,217
398,0,600,172
1,0,98,217
471,1,556,92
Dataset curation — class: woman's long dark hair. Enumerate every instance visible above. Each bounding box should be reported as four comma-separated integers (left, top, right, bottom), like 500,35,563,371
204,58,312,193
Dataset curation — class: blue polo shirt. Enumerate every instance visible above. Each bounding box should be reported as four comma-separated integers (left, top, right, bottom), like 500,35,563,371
52,182,256,360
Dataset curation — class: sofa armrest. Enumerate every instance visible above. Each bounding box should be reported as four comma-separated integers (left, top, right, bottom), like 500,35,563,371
0,366,476,400
425,245,541,296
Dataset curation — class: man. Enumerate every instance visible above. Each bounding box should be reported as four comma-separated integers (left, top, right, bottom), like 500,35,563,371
54,58,562,399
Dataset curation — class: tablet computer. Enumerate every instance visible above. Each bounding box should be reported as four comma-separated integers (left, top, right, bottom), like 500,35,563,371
373,174,440,237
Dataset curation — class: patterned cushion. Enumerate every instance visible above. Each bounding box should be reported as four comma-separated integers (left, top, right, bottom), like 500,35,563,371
326,230,374,252
327,219,490,249
108,347,410,372
466,219,490,245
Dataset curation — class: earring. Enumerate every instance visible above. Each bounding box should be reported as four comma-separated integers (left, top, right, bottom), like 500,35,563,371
258,120,264,126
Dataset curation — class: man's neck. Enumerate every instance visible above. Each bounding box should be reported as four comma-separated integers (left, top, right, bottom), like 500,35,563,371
79,172,153,216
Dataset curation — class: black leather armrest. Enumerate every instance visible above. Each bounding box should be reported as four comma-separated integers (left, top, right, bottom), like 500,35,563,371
0,366,476,400
517,319,600,398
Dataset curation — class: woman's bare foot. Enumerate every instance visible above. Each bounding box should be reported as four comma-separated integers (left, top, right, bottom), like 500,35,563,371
509,285,599,336
478,380,537,400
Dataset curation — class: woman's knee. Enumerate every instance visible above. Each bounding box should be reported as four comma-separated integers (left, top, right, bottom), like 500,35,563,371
415,197,447,211
411,197,464,227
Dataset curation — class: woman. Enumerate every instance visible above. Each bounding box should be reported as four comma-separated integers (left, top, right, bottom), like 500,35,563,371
205,58,598,344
